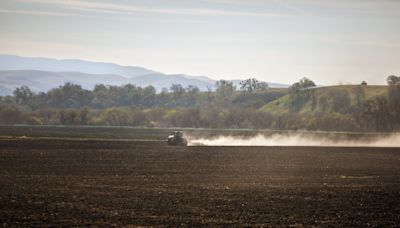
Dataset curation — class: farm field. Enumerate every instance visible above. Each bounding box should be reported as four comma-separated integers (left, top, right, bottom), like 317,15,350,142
0,126,400,226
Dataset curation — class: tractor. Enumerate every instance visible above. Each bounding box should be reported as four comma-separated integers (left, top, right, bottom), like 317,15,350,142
167,131,188,146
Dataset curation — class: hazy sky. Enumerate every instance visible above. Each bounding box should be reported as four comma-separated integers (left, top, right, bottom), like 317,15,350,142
0,0,399,85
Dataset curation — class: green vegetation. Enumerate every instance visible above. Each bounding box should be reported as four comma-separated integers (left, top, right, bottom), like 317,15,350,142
260,85,388,115
1,76,400,132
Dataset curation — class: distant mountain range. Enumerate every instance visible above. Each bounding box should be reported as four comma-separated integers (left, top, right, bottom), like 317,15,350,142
0,54,289,95
0,54,158,77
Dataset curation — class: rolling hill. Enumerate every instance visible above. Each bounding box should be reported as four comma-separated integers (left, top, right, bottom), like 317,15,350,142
259,85,388,114
0,70,217,95
0,70,130,95
0,54,289,95
0,54,158,78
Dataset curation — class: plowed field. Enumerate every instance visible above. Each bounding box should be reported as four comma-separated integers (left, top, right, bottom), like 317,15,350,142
1,133,400,226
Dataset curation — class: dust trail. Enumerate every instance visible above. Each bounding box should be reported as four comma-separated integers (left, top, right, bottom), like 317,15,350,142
187,133,400,147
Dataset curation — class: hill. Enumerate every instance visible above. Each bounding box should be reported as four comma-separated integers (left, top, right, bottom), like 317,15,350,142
259,85,388,114
0,54,289,95
0,70,129,95
0,70,223,95
232,88,288,108
0,55,218,94
0,54,157,78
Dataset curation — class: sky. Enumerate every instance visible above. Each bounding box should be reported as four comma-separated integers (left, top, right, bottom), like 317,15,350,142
0,0,399,85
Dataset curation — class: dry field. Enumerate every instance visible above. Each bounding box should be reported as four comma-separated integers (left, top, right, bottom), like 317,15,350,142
0,127,400,226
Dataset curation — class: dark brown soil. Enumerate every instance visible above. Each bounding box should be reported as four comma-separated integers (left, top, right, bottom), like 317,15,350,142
1,139,400,226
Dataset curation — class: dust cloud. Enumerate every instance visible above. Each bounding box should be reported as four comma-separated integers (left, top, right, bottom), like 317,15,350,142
187,133,400,147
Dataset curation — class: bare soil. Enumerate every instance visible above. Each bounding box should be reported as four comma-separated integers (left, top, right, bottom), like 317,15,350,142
1,138,400,226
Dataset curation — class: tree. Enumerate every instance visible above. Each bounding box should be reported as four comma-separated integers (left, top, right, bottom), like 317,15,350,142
13,86,33,105
288,77,316,112
100,108,130,126
142,85,156,107
0,105,21,124
387,75,400,86
353,85,365,110
206,85,213,105
186,85,200,106
387,75,400,129
329,89,351,114
79,107,90,125
240,78,257,93
170,84,185,100
47,82,92,108
240,78,268,93
186,85,200,95
363,96,393,131
288,82,303,112
288,82,301,96
59,109,80,125
215,80,235,98
130,107,148,126
214,80,236,107
119,84,141,106
94,84,108,92
299,77,316,90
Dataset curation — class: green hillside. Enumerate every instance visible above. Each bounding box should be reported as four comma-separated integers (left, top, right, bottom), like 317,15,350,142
259,85,388,114
232,88,288,108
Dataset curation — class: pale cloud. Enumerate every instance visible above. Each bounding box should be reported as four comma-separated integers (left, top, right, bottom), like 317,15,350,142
272,0,305,14
18,0,289,17
0,8,78,17
206,0,306,14
204,0,267,4
292,0,400,11
206,0,400,13
350,40,400,49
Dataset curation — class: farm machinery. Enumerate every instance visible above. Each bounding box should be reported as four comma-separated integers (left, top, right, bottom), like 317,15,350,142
167,131,188,146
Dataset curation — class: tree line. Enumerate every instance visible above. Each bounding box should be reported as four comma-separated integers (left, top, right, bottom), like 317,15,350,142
1,76,400,132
